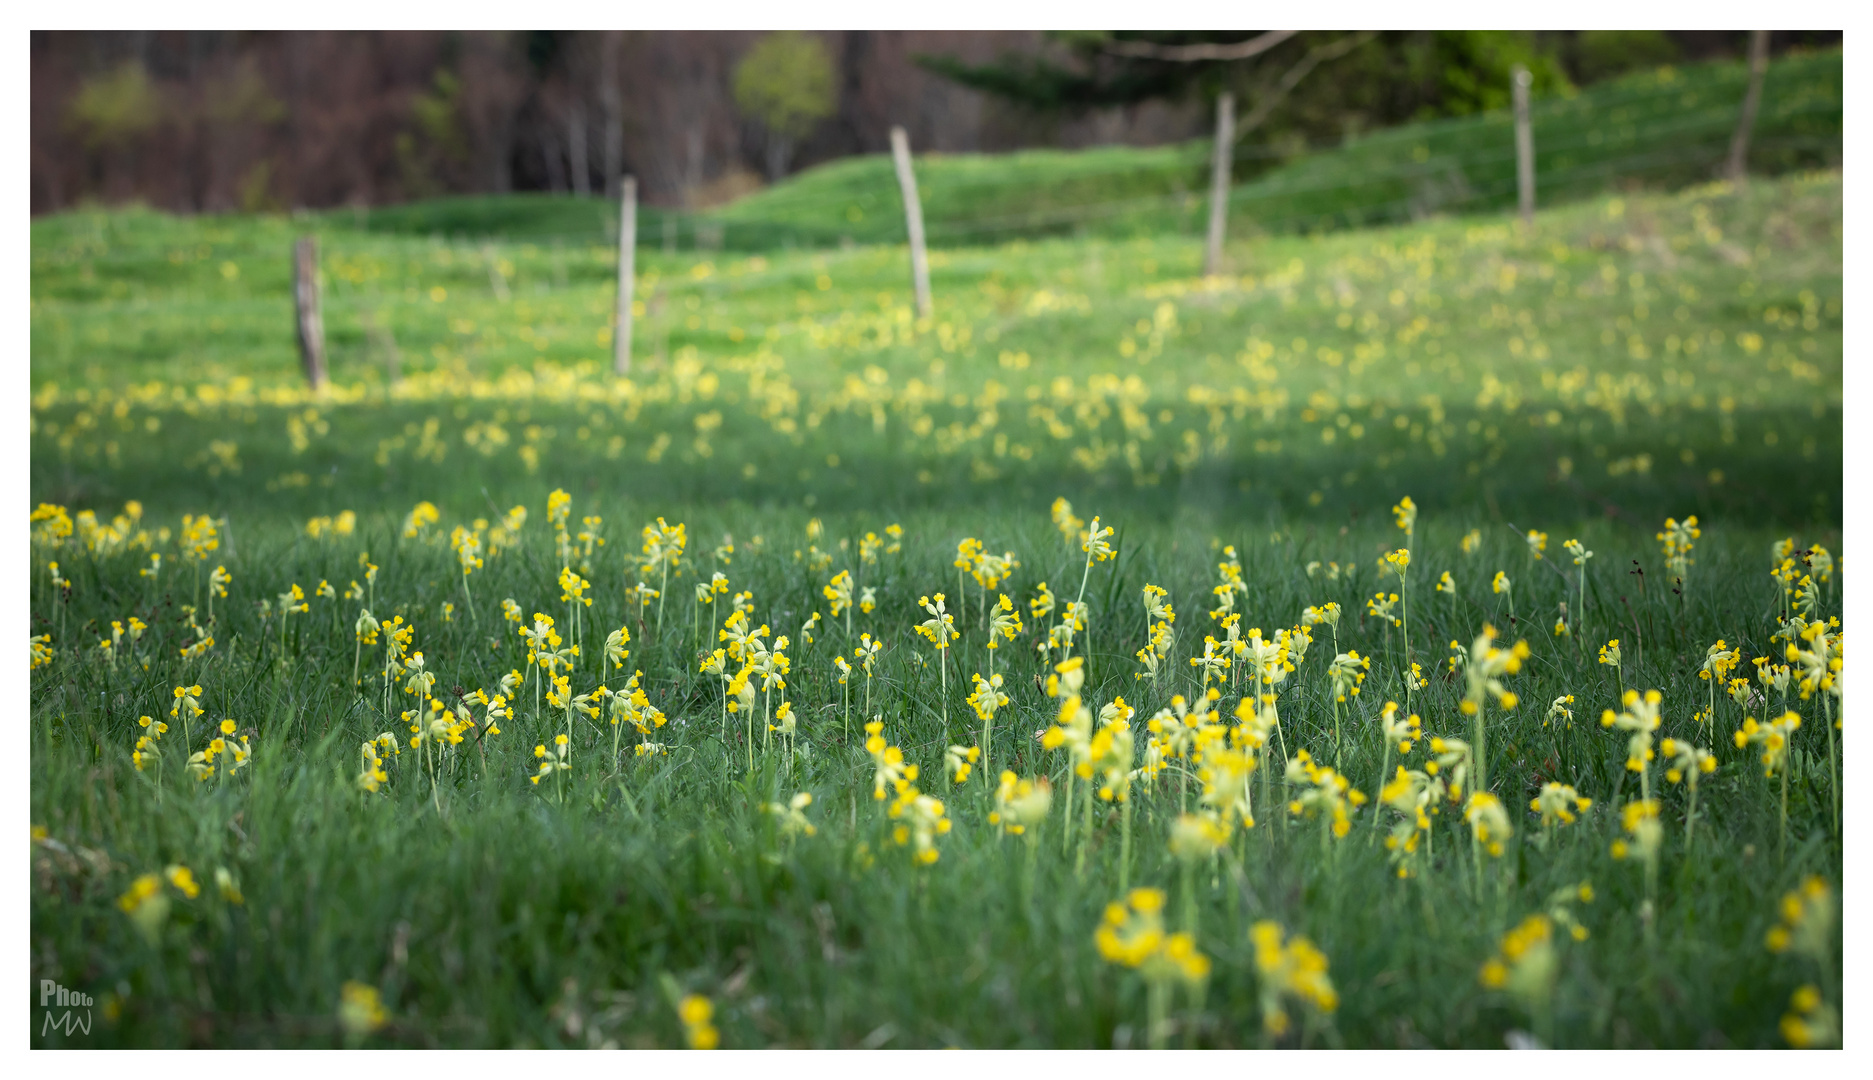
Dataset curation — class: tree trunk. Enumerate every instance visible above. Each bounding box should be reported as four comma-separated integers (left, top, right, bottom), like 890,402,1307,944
569,99,590,197
293,236,328,390
1725,30,1771,184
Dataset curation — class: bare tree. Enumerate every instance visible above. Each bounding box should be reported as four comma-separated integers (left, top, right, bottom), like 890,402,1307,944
1724,30,1771,183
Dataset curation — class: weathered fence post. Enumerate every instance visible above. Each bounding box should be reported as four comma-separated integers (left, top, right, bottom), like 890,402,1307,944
1725,30,1771,183
292,236,327,390
1204,91,1235,277
1512,65,1535,226
614,175,637,376
890,125,933,320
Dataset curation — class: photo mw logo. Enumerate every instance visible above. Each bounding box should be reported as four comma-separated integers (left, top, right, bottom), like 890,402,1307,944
39,980,93,1037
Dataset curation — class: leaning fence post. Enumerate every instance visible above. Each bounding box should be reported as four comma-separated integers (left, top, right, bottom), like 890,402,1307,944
1725,30,1771,184
889,125,933,320
292,236,328,390
614,175,637,376
1204,91,1235,277
1512,65,1535,226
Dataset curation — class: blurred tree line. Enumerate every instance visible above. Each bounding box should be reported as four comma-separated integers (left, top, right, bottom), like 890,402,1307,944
31,29,1838,216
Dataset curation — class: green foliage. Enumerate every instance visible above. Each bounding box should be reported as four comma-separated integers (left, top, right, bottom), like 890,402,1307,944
734,32,837,142
1574,31,1683,84
68,61,162,148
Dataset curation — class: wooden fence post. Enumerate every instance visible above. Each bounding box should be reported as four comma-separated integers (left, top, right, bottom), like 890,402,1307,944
1204,91,1235,277
614,175,637,376
292,236,327,390
1512,66,1535,226
1725,30,1771,183
890,125,933,320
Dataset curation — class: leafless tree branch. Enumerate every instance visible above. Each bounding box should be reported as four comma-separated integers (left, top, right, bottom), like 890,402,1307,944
1234,31,1377,140
1101,30,1298,62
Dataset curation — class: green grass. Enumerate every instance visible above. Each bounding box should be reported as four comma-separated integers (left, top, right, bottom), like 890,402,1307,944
29,162,1841,1046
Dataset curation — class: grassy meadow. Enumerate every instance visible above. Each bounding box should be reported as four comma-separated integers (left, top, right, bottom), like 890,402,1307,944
28,154,1842,1046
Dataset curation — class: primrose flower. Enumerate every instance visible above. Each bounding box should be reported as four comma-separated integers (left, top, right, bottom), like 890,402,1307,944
763,792,816,839
1600,689,1662,775
989,771,1053,836
678,994,719,1050
337,982,388,1040
1464,791,1512,856
1478,914,1558,1020
915,594,960,649
1249,921,1338,1038
1735,711,1803,776
1764,876,1836,964
1531,783,1591,827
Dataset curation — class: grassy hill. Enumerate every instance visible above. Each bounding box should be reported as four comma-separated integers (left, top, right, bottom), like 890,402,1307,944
341,48,1839,251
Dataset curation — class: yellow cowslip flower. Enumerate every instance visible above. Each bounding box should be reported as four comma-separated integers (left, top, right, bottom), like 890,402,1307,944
1464,792,1512,856
1531,782,1591,827
1609,799,1662,862
1598,638,1621,668
1458,626,1527,716
1249,920,1338,1037
1600,689,1662,774
914,594,959,650
1659,737,1716,787
953,536,983,578
1381,548,1410,578
1564,538,1593,566
1734,711,1801,776
865,721,914,800
884,523,903,554
1081,516,1116,563
1366,592,1400,627
967,672,1008,723
823,570,853,617
858,586,877,615
1168,811,1229,862
763,792,815,839
1050,497,1084,547
401,501,440,539
449,525,484,577
1379,702,1421,753
1285,750,1365,839
1095,888,1209,986
1780,985,1840,1049
944,744,980,784
1142,584,1174,625
987,594,1023,650
678,994,719,1050
1030,581,1057,623
1301,601,1341,629
1764,876,1835,963
1492,571,1510,596
117,872,171,941
989,771,1052,837
1478,914,1558,1016
1392,495,1417,539
1524,530,1547,561
1436,570,1457,594
1459,528,1482,556
1657,515,1699,581
337,981,388,1039
1544,694,1575,728
1698,640,1740,684
886,782,950,865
